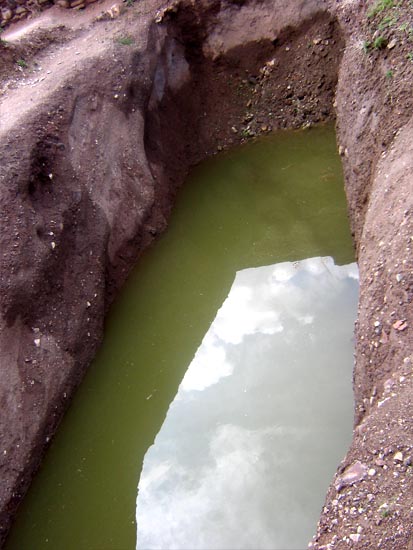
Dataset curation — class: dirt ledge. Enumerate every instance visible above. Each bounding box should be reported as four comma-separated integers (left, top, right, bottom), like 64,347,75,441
0,0,412,548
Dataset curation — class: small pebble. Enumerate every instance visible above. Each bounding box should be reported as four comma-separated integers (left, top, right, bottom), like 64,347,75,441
394,451,403,462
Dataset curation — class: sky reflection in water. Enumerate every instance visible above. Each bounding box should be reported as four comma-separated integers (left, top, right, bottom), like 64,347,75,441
136,256,359,550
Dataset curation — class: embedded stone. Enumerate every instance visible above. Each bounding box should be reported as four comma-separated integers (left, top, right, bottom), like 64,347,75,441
335,461,368,491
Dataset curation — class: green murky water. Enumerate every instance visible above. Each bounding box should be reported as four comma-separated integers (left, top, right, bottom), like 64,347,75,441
6,124,355,550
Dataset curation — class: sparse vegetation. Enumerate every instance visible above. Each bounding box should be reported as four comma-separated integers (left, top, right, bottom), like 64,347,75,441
373,35,388,48
368,0,395,19
385,68,394,78
16,59,27,68
378,14,399,30
117,35,134,46
241,127,254,138
363,0,413,56
363,40,372,53
362,35,388,52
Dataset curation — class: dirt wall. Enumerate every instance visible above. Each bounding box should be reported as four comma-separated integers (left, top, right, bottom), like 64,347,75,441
312,1,413,548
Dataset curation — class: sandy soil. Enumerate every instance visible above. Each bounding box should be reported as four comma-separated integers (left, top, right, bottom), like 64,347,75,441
0,0,412,548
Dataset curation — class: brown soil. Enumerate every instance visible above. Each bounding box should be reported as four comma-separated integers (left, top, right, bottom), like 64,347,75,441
0,0,412,548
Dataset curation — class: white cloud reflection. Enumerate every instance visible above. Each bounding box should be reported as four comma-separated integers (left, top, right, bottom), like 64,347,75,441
180,256,357,393
136,257,359,550
180,332,234,392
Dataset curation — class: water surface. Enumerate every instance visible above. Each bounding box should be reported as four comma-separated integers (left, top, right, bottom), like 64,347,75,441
5,124,355,550
136,257,358,549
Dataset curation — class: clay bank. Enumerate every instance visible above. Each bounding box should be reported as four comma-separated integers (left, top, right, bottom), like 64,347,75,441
0,0,412,548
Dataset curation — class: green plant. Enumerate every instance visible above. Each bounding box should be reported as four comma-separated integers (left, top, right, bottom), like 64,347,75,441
16,59,27,68
125,0,134,6
241,127,254,138
363,40,372,52
368,0,395,18
117,35,134,46
373,35,387,49
407,52,413,60
379,497,398,518
378,14,398,30
385,69,394,78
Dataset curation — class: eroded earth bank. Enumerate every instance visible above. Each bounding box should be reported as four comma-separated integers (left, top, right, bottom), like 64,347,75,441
0,0,412,548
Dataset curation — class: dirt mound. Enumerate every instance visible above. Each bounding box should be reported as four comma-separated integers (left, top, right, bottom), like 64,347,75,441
0,26,71,83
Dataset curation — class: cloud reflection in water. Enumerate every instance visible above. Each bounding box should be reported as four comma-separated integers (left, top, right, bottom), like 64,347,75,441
136,257,359,550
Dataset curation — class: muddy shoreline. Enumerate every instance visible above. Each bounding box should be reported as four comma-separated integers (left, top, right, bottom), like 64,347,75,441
0,0,412,547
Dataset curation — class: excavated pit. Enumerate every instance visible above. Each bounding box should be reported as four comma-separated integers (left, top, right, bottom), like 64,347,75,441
0,5,345,543
1,0,413,548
